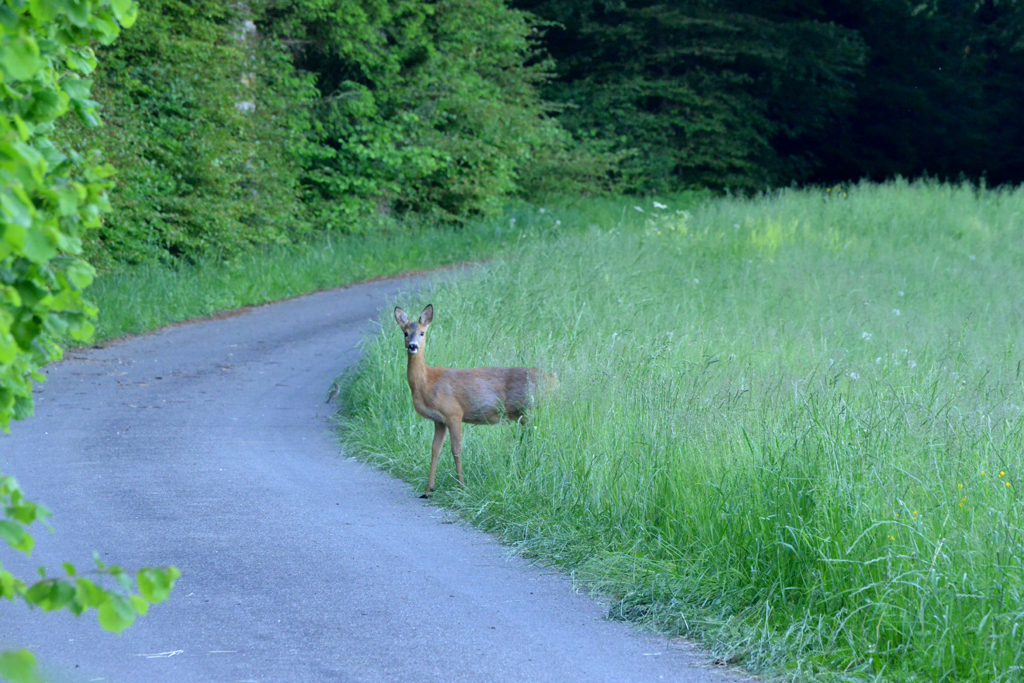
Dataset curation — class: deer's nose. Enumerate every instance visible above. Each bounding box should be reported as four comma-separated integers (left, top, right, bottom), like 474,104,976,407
407,342,419,353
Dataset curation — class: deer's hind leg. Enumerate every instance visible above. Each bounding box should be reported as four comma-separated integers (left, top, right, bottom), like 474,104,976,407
448,419,465,486
423,421,447,498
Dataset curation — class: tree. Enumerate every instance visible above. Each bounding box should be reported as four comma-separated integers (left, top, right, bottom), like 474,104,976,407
0,1,178,680
518,0,1024,189
513,0,867,192
261,0,577,223
65,0,318,266
807,0,1024,185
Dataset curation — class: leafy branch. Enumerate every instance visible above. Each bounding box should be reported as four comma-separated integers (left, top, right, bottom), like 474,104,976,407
0,1,179,680
0,474,180,682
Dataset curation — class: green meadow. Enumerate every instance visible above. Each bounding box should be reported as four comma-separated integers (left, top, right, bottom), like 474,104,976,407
337,181,1024,682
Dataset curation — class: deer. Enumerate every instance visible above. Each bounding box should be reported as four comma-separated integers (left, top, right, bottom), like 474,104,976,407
394,304,555,497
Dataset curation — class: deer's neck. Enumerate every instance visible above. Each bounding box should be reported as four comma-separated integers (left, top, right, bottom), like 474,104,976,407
406,351,429,394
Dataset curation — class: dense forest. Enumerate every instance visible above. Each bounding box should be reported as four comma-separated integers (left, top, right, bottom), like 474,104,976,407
59,0,1024,265
518,0,1024,191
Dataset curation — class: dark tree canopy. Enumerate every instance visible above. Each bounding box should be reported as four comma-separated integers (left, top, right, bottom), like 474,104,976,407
514,0,1024,191
810,0,1024,186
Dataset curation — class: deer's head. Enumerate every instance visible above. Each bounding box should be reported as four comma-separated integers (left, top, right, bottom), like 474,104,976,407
394,304,433,355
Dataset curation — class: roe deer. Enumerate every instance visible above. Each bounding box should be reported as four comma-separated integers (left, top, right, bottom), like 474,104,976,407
394,304,555,497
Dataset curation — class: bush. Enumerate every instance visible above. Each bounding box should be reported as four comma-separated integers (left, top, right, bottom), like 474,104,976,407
264,0,606,225
55,0,316,266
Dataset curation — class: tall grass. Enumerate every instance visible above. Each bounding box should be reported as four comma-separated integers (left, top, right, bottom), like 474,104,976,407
338,180,1024,682
83,204,594,342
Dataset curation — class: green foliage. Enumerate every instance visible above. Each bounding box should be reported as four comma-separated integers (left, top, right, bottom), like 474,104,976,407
55,0,317,266
0,0,134,429
810,0,1024,185
53,0,602,265
0,650,43,683
0,474,180,638
339,184,1024,681
518,0,1024,190
0,3,179,680
33,0,1024,271
263,0,598,224
515,0,867,192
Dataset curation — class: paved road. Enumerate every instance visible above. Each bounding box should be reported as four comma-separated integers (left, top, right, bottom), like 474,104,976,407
0,274,741,683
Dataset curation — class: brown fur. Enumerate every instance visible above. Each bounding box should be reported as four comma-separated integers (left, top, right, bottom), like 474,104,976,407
395,304,555,496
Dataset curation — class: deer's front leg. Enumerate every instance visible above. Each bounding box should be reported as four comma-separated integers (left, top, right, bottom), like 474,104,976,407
423,421,447,498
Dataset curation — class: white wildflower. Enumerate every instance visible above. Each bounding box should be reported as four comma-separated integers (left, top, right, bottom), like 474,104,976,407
862,332,872,341
898,291,904,297
848,372,860,381
555,220,561,226
539,208,546,213
653,201,668,209
908,360,917,369
892,309,900,316
634,206,644,213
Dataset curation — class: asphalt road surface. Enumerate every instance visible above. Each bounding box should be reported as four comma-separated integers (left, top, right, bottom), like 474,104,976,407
0,273,744,683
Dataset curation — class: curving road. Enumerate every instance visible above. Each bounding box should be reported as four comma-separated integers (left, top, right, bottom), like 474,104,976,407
0,273,742,683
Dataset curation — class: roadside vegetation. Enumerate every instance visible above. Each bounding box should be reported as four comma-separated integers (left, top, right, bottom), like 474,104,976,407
337,181,1024,682
84,203,585,341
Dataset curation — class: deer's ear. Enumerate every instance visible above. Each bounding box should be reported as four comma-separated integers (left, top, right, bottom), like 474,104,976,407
419,304,433,325
395,307,409,327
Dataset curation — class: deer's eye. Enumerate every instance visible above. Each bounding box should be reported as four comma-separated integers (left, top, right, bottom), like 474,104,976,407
419,332,424,337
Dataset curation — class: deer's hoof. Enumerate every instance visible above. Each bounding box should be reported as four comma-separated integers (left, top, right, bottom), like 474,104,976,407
420,492,432,499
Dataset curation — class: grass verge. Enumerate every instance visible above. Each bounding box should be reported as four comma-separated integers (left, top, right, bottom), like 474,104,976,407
336,180,1024,682
83,200,627,343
